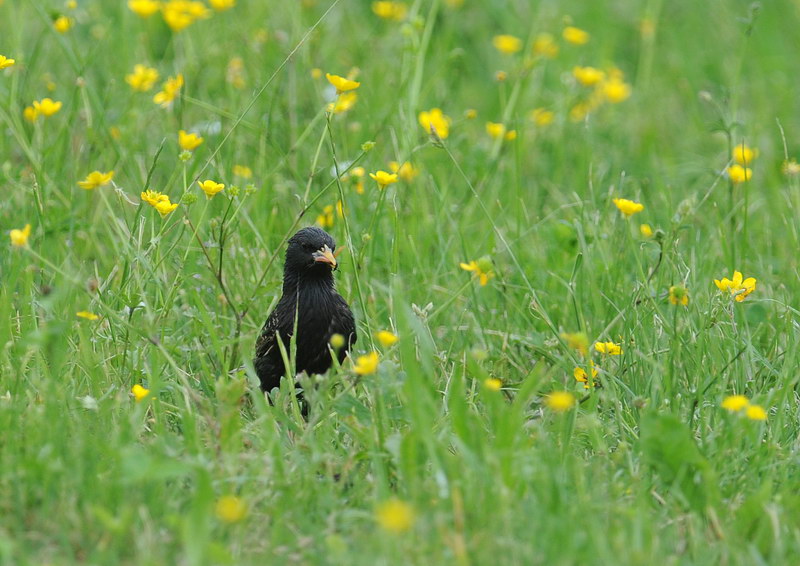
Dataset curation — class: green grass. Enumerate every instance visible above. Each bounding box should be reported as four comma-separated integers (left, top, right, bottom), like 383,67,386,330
3,0,800,564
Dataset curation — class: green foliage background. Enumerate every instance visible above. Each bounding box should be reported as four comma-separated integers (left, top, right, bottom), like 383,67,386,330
2,0,800,564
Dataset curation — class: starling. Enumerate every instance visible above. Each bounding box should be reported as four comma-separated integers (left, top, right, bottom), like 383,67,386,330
254,227,357,396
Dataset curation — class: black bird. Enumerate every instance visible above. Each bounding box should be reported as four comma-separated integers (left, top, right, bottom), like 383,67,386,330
254,227,357,396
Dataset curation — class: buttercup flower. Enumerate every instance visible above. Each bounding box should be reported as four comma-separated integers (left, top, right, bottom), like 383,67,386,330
316,205,335,229
198,179,225,199
0,55,15,70
721,395,749,412
153,74,184,107
418,108,451,139
532,33,558,58
369,171,398,189
371,1,407,21
131,384,150,401
209,0,236,10
492,34,523,54
326,73,360,93
460,256,494,286
125,64,159,92
529,108,554,126
561,332,589,357
668,285,689,306
486,122,506,139
601,78,632,103
714,270,756,302
545,391,576,412
78,171,114,190
484,378,502,391
141,190,179,218
154,200,179,218
128,0,160,17
388,161,418,182
727,164,751,184
53,15,73,33
573,66,605,87
732,144,757,165
563,26,589,45
376,330,399,347
327,91,358,114
76,311,100,320
612,198,644,217
594,341,622,355
33,98,62,117
233,164,252,178
353,351,380,375
329,333,346,350
376,498,415,533
10,224,31,247
640,223,653,238
162,0,211,32
178,130,203,151
573,361,597,389
745,405,767,421
215,496,248,523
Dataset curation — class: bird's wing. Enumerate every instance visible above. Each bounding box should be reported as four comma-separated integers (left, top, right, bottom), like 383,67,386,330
255,310,281,359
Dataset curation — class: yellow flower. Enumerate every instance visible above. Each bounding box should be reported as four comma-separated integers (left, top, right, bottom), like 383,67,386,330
460,256,494,286
612,197,644,218
153,74,184,107
329,333,346,350
310,68,323,79
668,285,689,306
0,55,15,70
76,311,100,320
563,26,589,45
713,270,756,302
23,106,39,122
782,159,800,176
209,0,236,10
594,341,622,355
727,164,752,184
532,33,558,58
494,70,507,82
353,351,380,376
128,0,160,17
745,404,767,421
573,361,597,389
233,164,252,179
369,170,399,189
33,98,62,117
483,378,502,392
561,332,589,357
226,57,245,89
53,15,74,33
316,204,335,229
141,189,169,206
178,129,204,151
131,384,150,402
572,66,605,87
721,395,749,412
154,199,179,218
418,108,451,139
162,0,210,32
78,170,114,190
640,223,653,238
198,179,225,199
388,161,418,182
376,498,415,534
486,122,507,139
601,78,632,103
545,391,576,412
732,144,757,166
327,91,358,114
492,34,523,54
125,64,159,92
325,73,360,93
529,108,554,126
215,496,248,523
375,330,399,347
10,224,31,247
464,108,478,120
371,1,407,21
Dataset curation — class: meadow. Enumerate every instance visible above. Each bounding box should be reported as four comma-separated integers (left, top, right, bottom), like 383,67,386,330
2,0,800,564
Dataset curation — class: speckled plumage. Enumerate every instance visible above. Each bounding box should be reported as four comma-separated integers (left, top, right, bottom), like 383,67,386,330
254,227,356,395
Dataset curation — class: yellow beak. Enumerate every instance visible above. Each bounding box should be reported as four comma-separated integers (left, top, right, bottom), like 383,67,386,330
313,244,337,268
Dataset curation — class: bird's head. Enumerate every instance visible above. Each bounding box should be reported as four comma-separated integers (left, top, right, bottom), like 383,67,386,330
284,226,339,277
